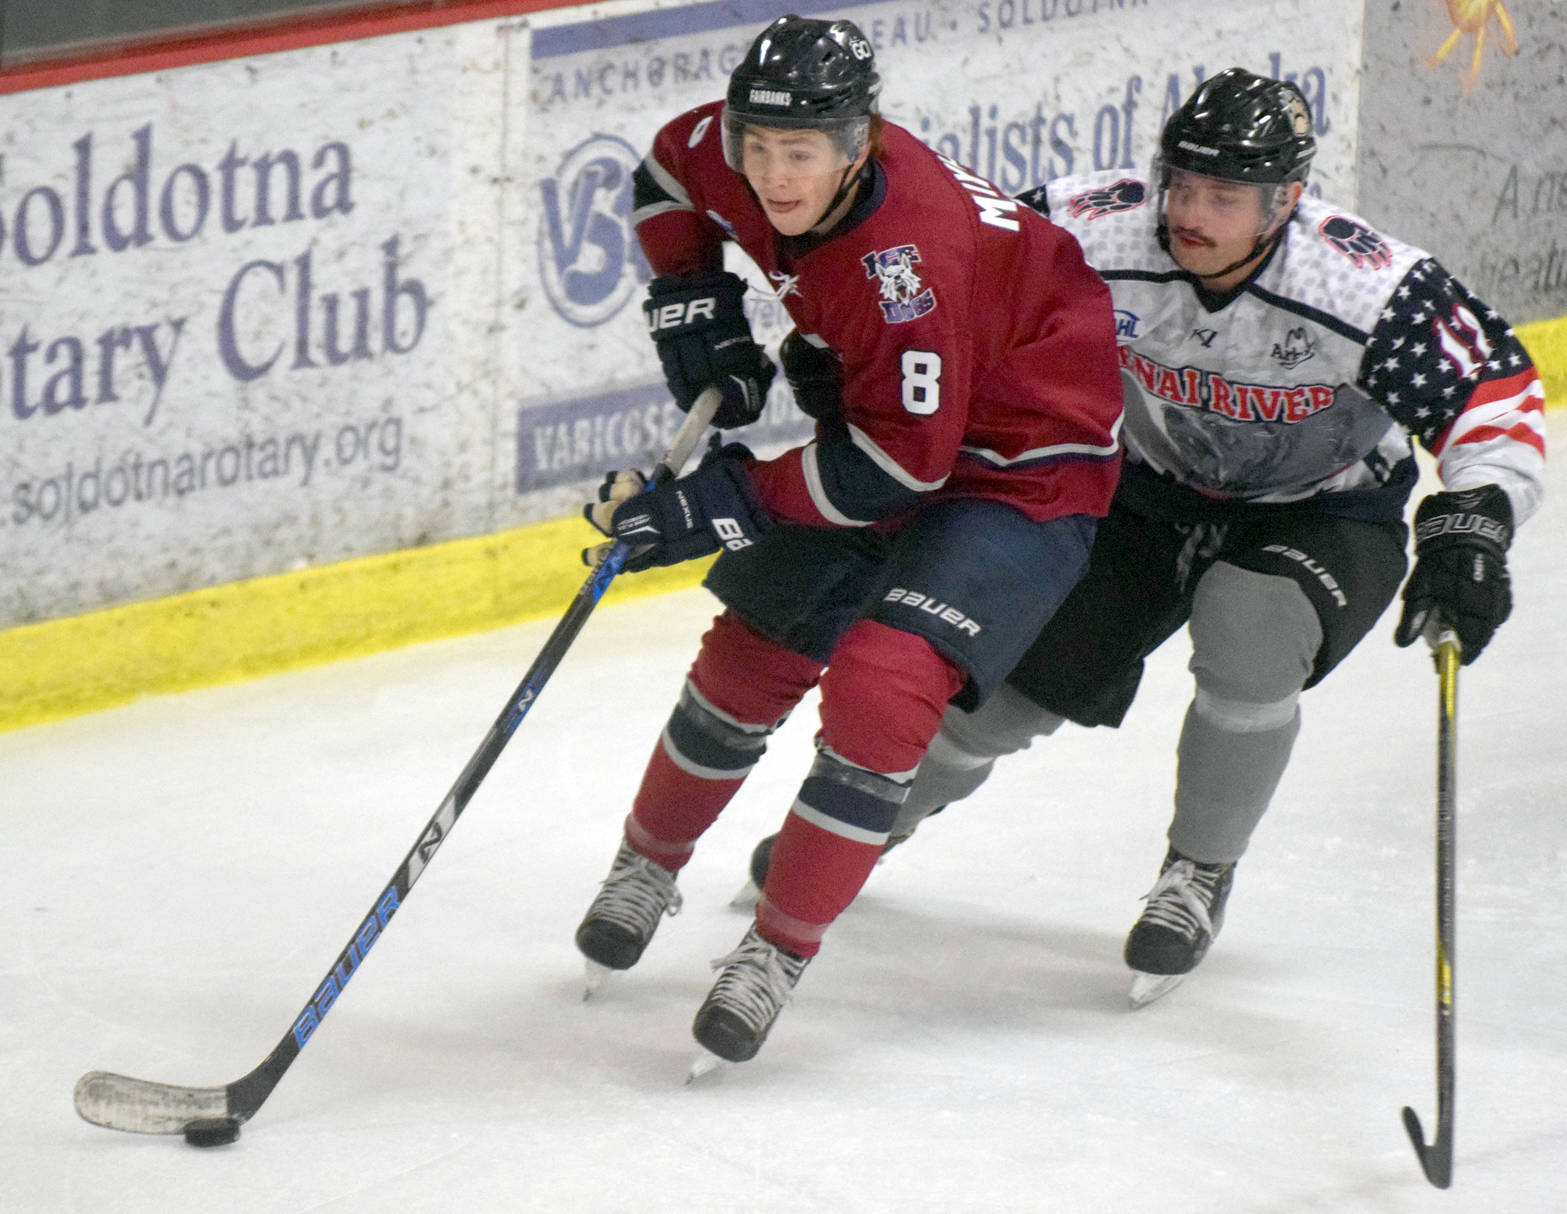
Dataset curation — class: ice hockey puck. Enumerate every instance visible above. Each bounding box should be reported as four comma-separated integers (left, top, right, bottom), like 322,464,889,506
182,1117,241,1147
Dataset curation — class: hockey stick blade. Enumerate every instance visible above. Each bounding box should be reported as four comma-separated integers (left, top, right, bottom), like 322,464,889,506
74,1072,231,1136
1401,1105,1453,1189
73,389,721,1137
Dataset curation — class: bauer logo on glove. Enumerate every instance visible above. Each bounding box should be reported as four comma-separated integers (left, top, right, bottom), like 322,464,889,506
1394,484,1513,664
582,444,771,573
643,271,776,429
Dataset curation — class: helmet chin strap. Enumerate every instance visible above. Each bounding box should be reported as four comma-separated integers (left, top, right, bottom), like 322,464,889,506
1157,201,1293,285
808,160,870,236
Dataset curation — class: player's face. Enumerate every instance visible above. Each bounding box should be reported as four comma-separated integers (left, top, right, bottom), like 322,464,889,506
739,126,856,236
1162,169,1275,283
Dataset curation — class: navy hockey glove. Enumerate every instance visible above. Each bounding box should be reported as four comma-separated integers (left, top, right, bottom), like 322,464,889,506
598,443,771,573
644,272,775,429
779,329,844,423
1394,485,1513,665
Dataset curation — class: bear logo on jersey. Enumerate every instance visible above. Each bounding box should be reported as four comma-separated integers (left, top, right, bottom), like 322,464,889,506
1319,215,1394,270
863,245,937,323
1067,178,1147,220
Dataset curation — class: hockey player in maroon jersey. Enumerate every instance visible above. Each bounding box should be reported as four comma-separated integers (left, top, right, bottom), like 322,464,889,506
573,14,1123,1069
747,67,1547,1008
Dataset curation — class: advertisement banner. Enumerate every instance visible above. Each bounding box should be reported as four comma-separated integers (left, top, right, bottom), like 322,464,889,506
0,22,514,627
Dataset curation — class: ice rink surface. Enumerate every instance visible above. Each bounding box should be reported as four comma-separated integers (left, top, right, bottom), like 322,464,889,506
4,413,1563,1213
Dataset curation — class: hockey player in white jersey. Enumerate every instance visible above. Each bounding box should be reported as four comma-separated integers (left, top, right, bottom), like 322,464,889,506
746,67,1547,1006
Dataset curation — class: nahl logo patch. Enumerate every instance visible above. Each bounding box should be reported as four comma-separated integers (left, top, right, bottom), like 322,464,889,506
862,245,936,323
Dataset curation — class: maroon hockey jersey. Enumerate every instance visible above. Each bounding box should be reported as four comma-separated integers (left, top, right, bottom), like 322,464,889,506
633,101,1123,527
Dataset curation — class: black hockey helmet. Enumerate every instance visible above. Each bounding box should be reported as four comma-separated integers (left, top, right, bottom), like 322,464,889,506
722,15,881,169
1158,68,1316,187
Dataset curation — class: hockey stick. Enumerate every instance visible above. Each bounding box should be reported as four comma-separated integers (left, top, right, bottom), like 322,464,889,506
1400,626,1459,1189
74,388,721,1138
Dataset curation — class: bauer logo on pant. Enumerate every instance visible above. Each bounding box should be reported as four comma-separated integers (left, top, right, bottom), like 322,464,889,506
882,587,981,636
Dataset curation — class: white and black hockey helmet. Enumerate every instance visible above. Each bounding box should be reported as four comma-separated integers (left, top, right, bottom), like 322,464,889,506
721,15,882,171
1157,67,1316,189
1154,68,1316,272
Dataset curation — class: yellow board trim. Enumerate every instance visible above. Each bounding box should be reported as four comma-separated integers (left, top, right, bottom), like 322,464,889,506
1518,315,1567,410
4,313,1563,735
0,516,710,734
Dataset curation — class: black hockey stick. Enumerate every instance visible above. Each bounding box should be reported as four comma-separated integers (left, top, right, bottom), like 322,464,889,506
74,388,721,1137
1400,627,1459,1188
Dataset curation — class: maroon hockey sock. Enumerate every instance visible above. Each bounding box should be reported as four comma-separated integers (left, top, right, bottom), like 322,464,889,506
754,622,964,956
755,813,883,958
624,746,742,871
818,620,964,773
626,610,823,872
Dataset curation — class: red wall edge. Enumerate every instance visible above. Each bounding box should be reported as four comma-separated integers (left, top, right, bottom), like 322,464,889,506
0,0,578,94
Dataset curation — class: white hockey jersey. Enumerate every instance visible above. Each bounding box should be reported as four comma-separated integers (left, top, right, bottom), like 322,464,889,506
1024,171,1546,524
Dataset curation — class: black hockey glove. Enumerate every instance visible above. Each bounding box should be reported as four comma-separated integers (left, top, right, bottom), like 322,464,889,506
588,443,771,573
644,272,775,429
779,329,844,423
1394,485,1513,665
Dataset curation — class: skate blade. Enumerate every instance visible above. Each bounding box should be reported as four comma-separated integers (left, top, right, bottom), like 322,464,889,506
728,879,761,910
684,1049,733,1085
582,961,615,1001
1128,971,1186,1009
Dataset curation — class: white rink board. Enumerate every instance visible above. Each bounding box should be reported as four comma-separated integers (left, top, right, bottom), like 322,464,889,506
0,0,1363,628
0,22,518,628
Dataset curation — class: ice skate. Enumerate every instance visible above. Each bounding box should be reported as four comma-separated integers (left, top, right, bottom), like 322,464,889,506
1123,848,1235,1008
689,924,810,1067
575,840,682,993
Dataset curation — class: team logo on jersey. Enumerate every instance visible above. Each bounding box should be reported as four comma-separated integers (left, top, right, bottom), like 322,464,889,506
1271,327,1317,369
863,245,936,323
539,134,648,327
1114,309,1142,339
1319,215,1393,270
1120,347,1337,424
1067,178,1147,220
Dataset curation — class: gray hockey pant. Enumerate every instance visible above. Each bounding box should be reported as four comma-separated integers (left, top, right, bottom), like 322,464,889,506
896,563,1321,860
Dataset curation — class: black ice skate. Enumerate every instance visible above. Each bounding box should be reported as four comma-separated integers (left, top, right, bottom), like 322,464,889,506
1123,847,1235,1008
575,840,681,996
687,925,810,1078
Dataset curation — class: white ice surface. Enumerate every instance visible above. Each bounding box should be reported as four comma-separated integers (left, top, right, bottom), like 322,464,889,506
4,415,1564,1213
